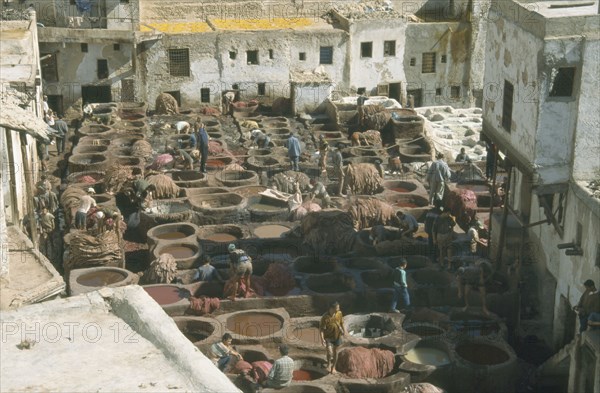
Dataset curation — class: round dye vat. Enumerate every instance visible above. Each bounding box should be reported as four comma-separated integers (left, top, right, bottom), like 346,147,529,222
226,312,283,337
293,370,323,381
159,245,196,259
405,347,451,366
249,202,283,212
292,327,322,345
144,286,187,305
254,224,289,238
206,159,226,168
396,201,420,208
205,233,238,242
76,270,126,287
390,187,410,193
404,324,445,337
155,231,188,240
455,343,509,365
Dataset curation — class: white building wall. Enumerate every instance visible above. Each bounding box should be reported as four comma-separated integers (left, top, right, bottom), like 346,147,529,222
293,83,334,113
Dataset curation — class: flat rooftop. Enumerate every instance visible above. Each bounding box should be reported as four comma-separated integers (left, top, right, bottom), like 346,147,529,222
0,286,240,393
0,20,37,85
140,17,333,34
519,0,599,17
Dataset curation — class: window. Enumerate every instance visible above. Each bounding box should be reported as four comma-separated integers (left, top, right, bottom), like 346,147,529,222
269,49,273,60
450,86,461,99
357,87,366,95
299,52,306,61
441,54,447,63
168,48,190,77
97,59,109,79
120,0,130,3
246,50,259,65
41,53,58,82
200,88,210,103
319,46,333,65
435,88,442,96
81,43,88,53
384,41,396,57
229,51,237,60
549,67,575,97
113,43,120,51
409,57,416,66
596,243,600,268
361,42,373,58
422,52,436,73
257,83,266,96
502,80,514,131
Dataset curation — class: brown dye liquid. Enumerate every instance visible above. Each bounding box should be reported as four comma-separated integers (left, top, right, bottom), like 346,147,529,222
292,327,322,344
226,313,282,337
206,159,225,167
458,184,489,193
205,233,238,242
254,224,289,238
160,245,195,259
249,203,282,212
293,369,322,381
143,286,184,305
77,271,126,287
155,231,188,240
404,326,444,337
396,202,419,208
391,187,410,193
456,343,509,365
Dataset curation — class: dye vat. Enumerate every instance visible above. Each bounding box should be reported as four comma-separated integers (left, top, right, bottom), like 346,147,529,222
226,312,283,337
405,347,451,367
247,196,289,222
217,170,259,187
344,257,385,270
76,270,126,287
68,153,108,173
253,224,289,238
403,323,445,337
305,273,355,294
205,233,238,242
154,242,200,269
147,223,198,246
345,314,395,339
384,180,418,193
160,245,196,259
293,256,336,274
143,285,188,305
292,327,322,345
455,342,509,365
361,271,394,289
173,317,216,344
157,232,187,240
293,370,323,381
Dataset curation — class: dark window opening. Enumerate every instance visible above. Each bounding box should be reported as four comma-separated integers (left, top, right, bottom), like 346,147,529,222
82,85,111,104
502,80,514,131
435,88,442,96
200,88,210,103
229,51,237,60
120,0,130,3
41,53,58,82
361,42,373,58
320,46,333,65
168,48,190,77
596,243,600,268
113,43,120,51
422,52,436,73
549,67,575,97
410,57,416,66
165,91,181,106
268,49,273,59
257,83,266,96
451,86,461,99
97,59,109,79
441,54,447,63
357,87,366,95
81,43,88,53
247,50,259,65
299,52,306,61
384,41,396,56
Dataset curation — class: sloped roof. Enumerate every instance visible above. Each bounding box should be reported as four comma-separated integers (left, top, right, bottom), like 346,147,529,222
0,102,51,142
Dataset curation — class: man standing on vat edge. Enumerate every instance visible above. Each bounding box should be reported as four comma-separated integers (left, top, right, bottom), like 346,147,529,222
227,244,253,301
319,301,347,374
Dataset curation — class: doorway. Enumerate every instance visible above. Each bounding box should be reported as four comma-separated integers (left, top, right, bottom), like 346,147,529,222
389,82,401,102
46,95,63,116
165,90,181,107
81,85,112,104
406,89,423,108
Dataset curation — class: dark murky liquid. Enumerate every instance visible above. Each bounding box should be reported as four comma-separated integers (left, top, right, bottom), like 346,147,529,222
254,224,289,238
455,343,509,365
182,331,209,343
205,233,238,242
249,203,283,212
292,327,322,344
156,231,187,240
226,313,282,337
76,271,126,287
293,369,322,381
143,286,185,305
160,245,195,259
404,325,445,337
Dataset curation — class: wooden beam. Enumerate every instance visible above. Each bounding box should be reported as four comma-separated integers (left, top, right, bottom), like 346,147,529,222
539,194,564,237
19,133,38,248
496,166,513,268
5,129,20,228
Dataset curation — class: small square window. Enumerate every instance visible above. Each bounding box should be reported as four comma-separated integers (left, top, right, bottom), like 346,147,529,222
451,86,461,99
361,42,373,58
247,50,259,65
200,88,210,103
549,67,575,97
113,43,120,51
409,58,416,66
384,41,396,57
229,51,237,60
435,88,442,96
319,46,333,65
81,43,88,53
120,0,130,3
168,48,190,77
441,55,447,63
422,52,436,73
299,52,306,61
257,83,266,96
269,49,274,60
357,87,366,95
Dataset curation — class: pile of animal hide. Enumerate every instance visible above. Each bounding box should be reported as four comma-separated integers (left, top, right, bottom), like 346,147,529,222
155,93,179,115
131,140,153,160
271,171,311,194
146,174,180,199
104,163,133,194
188,296,220,316
64,230,123,275
336,347,395,379
343,163,384,195
362,105,392,130
291,202,321,221
346,197,397,230
444,188,477,231
261,263,296,296
139,253,177,284
301,210,357,255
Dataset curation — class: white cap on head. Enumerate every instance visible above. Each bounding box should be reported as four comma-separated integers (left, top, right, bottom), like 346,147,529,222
87,187,96,194
228,244,236,252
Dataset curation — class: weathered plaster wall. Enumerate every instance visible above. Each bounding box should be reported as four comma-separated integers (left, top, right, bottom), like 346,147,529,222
573,37,600,181
293,83,334,113
346,19,407,97
404,22,472,107
482,10,542,162
468,0,491,106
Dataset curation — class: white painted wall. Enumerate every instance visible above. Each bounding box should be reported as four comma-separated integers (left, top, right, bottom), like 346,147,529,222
293,82,334,113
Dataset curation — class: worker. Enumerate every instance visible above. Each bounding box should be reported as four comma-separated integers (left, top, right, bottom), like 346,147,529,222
574,280,600,333
75,188,97,230
264,345,294,388
286,133,301,171
39,206,55,259
390,258,410,313
357,92,368,128
332,144,345,196
319,301,347,374
196,122,209,173
210,333,243,371
424,202,442,263
318,135,329,174
433,209,456,270
425,152,451,205
227,244,253,301
174,147,193,170
193,254,223,282
309,178,331,208
455,148,470,163
466,219,484,257
175,121,190,134
251,129,271,149
396,211,418,238
52,116,68,155
457,260,493,316
82,102,93,120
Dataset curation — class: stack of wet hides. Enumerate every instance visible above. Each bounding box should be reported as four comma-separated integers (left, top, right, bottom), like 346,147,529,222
344,163,384,195
337,347,395,379
139,253,177,284
64,230,123,275
146,174,180,199
444,188,477,231
347,197,396,230
301,210,356,255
